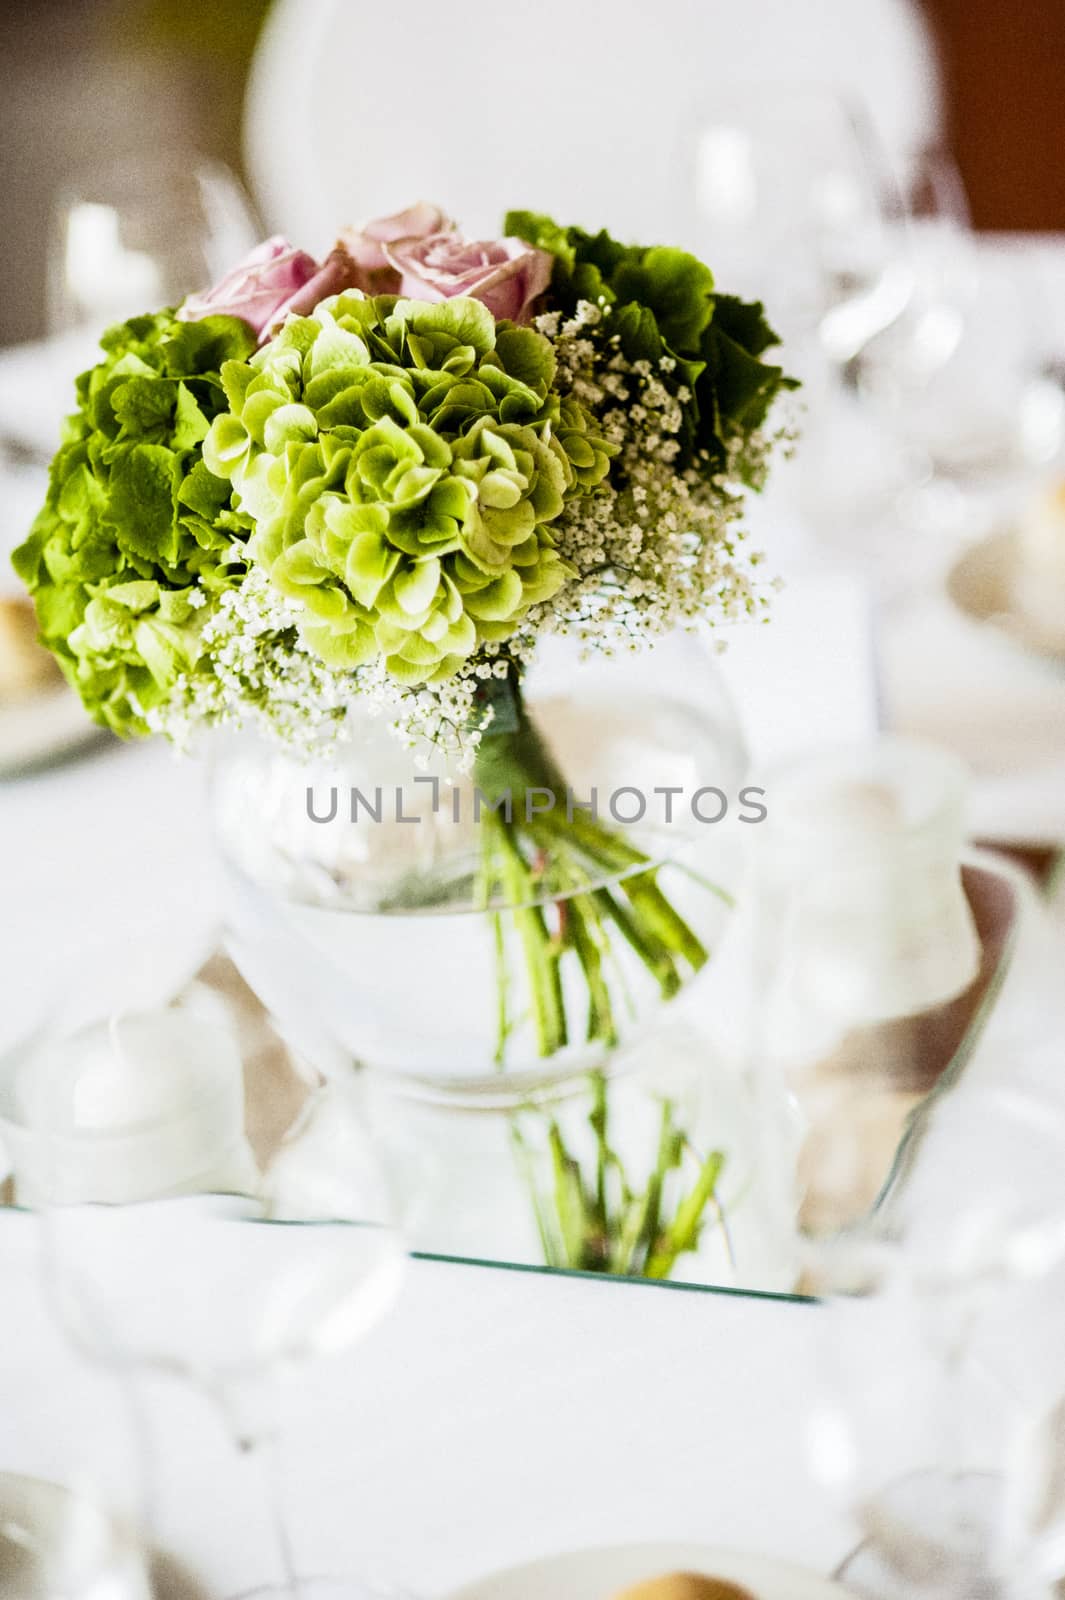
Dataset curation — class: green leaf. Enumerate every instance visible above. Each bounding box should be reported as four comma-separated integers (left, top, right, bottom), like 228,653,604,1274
306,319,371,379
177,457,232,520
569,226,630,282
711,293,783,358
133,617,186,687
611,302,664,365
112,376,178,438
503,210,575,273
391,557,442,617
106,443,182,565
99,312,161,356
611,246,715,352
161,314,256,377
35,582,85,640
57,463,106,525
201,413,250,476
10,513,49,585
220,358,257,415
703,325,788,435
172,383,210,451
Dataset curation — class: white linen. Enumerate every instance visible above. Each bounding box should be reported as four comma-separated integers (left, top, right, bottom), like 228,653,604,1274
0,1205,852,1595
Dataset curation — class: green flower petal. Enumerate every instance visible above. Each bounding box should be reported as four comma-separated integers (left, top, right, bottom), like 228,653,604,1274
200,295,590,685
392,557,442,617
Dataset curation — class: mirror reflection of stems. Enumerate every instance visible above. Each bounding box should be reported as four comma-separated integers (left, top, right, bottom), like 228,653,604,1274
512,1070,730,1279
476,670,711,1063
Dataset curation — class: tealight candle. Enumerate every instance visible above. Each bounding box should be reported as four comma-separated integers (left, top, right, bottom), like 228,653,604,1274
0,1007,259,1206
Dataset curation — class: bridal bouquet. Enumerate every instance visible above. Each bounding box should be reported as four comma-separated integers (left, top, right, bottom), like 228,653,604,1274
16,203,794,1273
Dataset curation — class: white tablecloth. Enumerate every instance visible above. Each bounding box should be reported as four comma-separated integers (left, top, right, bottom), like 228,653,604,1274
0,1204,849,1597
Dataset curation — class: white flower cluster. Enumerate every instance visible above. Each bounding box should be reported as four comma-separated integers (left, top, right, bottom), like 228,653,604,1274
529,301,780,658
145,567,351,753
148,565,512,767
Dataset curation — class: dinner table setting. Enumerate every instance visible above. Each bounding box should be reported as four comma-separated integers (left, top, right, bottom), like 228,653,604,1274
3,0,1065,1596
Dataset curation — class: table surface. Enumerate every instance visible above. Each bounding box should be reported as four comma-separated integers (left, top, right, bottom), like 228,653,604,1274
0,1204,851,1598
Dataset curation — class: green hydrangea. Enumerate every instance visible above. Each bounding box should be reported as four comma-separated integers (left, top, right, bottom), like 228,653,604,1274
202,293,615,685
505,210,799,479
12,311,256,733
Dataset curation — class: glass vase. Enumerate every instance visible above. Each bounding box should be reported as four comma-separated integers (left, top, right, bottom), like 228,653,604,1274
364,1020,800,1291
210,633,748,1094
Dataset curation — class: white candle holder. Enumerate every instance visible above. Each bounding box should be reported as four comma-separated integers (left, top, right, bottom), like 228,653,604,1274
0,1002,258,1207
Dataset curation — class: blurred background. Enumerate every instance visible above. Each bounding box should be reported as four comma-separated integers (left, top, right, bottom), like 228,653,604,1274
1,0,1064,341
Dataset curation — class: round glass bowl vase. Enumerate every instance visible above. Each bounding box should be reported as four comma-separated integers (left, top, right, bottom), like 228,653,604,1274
209,634,747,1096
365,1020,802,1291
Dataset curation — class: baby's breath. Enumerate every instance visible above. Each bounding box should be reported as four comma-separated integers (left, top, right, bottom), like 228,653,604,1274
529,301,785,657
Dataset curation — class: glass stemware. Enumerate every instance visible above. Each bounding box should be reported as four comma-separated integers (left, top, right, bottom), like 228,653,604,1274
37,1076,410,1600
804,1081,1065,1599
850,149,1065,576
46,153,261,338
682,87,910,366
721,735,982,1253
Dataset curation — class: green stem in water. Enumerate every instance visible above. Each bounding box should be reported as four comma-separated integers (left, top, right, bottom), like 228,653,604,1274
489,815,567,1057
525,1075,729,1280
644,1147,727,1280
591,885,683,1001
475,671,728,1279
621,870,709,973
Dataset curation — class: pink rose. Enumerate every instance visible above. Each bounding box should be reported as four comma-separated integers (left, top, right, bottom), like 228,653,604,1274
338,202,453,291
178,236,360,343
385,232,554,325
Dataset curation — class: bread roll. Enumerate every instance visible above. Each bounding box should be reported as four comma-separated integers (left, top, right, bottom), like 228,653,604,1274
612,1573,755,1600
0,596,60,700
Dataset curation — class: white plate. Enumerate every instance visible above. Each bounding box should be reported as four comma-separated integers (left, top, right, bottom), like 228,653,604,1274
445,1542,851,1600
245,0,938,250
946,529,1065,665
0,684,107,776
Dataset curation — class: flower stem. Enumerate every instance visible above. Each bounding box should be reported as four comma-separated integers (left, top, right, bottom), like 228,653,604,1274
473,677,709,1063
490,815,566,1057
473,674,728,1280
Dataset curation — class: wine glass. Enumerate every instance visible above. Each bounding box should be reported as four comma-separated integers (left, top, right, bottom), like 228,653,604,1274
37,1075,411,1600
725,736,982,1251
683,87,910,366
855,150,1065,565
803,1080,1065,1598
46,152,261,338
